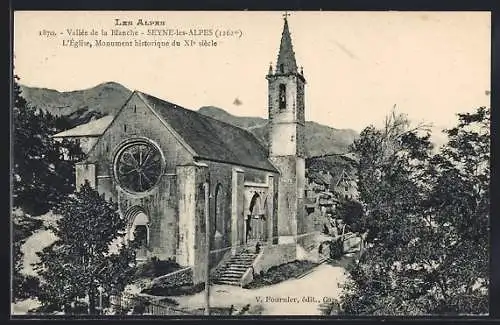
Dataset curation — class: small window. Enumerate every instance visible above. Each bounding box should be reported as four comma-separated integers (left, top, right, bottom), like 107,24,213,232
124,124,127,132
291,135,295,142
279,64,284,73
134,105,137,113
279,84,286,110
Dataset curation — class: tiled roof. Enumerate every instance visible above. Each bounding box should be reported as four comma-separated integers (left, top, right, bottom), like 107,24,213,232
137,92,277,173
308,170,332,186
52,115,114,138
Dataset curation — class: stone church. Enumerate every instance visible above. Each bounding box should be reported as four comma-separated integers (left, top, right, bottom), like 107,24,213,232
75,17,316,283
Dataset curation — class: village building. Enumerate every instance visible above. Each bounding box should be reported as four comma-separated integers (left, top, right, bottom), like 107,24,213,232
67,17,321,284
52,115,114,154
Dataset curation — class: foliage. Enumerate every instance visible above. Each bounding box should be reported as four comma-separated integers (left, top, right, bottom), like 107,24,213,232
131,257,182,279
143,282,205,297
328,238,344,260
12,76,85,216
337,198,365,234
337,108,489,315
34,181,136,314
245,260,318,289
12,211,43,302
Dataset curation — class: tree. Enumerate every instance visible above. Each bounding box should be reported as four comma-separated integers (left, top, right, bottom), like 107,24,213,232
337,108,489,315
420,107,489,313
336,198,364,234
12,76,85,216
12,210,43,302
34,181,136,314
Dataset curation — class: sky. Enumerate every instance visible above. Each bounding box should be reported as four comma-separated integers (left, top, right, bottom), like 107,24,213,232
14,11,491,136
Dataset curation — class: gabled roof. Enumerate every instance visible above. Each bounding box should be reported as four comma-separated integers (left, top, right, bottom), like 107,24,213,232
136,91,277,173
52,115,114,138
332,168,353,187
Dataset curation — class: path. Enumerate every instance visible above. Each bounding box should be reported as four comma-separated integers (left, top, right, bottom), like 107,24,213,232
171,262,349,315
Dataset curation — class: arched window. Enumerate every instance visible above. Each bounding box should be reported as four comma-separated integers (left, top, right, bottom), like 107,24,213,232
249,193,262,217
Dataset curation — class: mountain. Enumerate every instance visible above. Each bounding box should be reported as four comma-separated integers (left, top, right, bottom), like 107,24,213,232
19,82,358,157
198,106,268,130
20,82,132,127
198,106,358,157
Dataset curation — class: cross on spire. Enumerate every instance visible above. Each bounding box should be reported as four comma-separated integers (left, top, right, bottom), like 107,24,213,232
275,13,298,74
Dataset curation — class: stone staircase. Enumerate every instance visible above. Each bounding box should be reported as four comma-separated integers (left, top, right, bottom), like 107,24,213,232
213,251,257,286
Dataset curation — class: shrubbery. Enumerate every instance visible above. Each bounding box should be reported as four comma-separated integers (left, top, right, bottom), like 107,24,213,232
245,260,318,289
131,257,182,279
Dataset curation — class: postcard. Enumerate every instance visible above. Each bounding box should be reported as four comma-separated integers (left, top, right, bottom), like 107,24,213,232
11,10,490,317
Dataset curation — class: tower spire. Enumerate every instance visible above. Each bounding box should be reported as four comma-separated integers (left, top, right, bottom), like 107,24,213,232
276,13,298,74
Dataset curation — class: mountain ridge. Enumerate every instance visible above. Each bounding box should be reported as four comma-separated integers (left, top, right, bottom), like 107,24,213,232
19,82,358,157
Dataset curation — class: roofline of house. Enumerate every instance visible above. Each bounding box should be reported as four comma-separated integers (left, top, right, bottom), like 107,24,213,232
52,134,103,138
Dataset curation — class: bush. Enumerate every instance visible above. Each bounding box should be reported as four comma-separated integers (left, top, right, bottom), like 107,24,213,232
142,282,205,297
132,257,182,279
329,238,344,260
245,260,318,289
131,296,150,315
67,301,89,315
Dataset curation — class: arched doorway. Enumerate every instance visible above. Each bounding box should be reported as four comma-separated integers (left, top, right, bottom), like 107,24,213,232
125,206,150,261
245,193,267,247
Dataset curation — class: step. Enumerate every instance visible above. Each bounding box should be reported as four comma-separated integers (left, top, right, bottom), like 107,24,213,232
228,260,254,265
224,270,246,275
230,256,255,259
226,265,249,271
228,260,254,264
219,263,251,270
219,274,242,280
233,253,256,258
227,262,252,266
214,280,240,286
218,276,242,282
226,265,249,270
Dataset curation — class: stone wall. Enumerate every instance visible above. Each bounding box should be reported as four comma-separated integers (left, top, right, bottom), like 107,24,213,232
78,93,196,262
75,163,96,189
191,164,210,284
251,243,297,275
232,168,245,251
201,160,280,266
267,74,306,158
151,267,194,287
78,137,99,154
270,156,298,238
84,93,194,202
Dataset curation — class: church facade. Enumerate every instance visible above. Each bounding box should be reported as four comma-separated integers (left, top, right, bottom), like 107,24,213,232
75,17,313,283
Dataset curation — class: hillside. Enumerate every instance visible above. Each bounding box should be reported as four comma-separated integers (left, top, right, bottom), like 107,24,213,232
198,106,358,157
20,82,132,127
19,82,358,157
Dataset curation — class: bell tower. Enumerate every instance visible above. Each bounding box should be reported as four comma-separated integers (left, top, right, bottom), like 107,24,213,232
267,14,307,243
